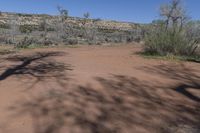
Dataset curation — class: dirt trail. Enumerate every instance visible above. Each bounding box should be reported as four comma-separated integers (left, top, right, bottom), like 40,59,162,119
0,44,199,133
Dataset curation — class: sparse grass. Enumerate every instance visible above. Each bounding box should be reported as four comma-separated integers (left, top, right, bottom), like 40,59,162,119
0,46,17,55
0,49,15,55
140,52,200,63
15,43,80,50
15,44,51,50
64,45,80,48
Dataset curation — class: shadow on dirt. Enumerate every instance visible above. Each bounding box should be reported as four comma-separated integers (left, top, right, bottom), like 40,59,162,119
8,75,200,133
0,51,73,89
186,58,200,64
139,63,200,102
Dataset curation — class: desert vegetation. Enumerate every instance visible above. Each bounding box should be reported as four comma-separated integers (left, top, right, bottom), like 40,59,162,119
0,0,199,62
0,8,143,48
144,0,200,61
0,0,200,133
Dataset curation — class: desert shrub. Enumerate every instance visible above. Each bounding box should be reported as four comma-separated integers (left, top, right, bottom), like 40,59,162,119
98,28,117,34
19,25,37,33
188,21,200,42
38,21,46,31
0,36,7,43
133,37,141,43
144,0,199,57
47,27,55,32
38,18,55,32
17,13,33,17
93,18,101,22
16,36,37,48
0,23,10,29
5,39,13,44
63,38,78,45
43,40,53,46
145,27,199,56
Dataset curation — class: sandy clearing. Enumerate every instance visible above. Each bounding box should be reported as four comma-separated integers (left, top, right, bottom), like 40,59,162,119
0,44,199,133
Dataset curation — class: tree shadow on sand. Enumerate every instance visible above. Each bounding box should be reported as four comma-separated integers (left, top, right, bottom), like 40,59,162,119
0,51,73,89
8,75,200,133
139,63,200,102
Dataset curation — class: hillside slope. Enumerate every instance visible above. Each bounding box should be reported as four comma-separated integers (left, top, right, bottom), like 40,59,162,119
0,12,144,45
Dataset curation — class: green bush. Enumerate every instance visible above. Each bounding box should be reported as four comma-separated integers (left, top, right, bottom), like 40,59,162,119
144,0,199,58
144,27,199,56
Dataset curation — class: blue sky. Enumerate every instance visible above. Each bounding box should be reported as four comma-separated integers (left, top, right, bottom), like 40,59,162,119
0,0,199,23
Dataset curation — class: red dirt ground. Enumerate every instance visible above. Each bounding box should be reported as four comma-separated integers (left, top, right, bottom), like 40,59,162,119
0,44,199,133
